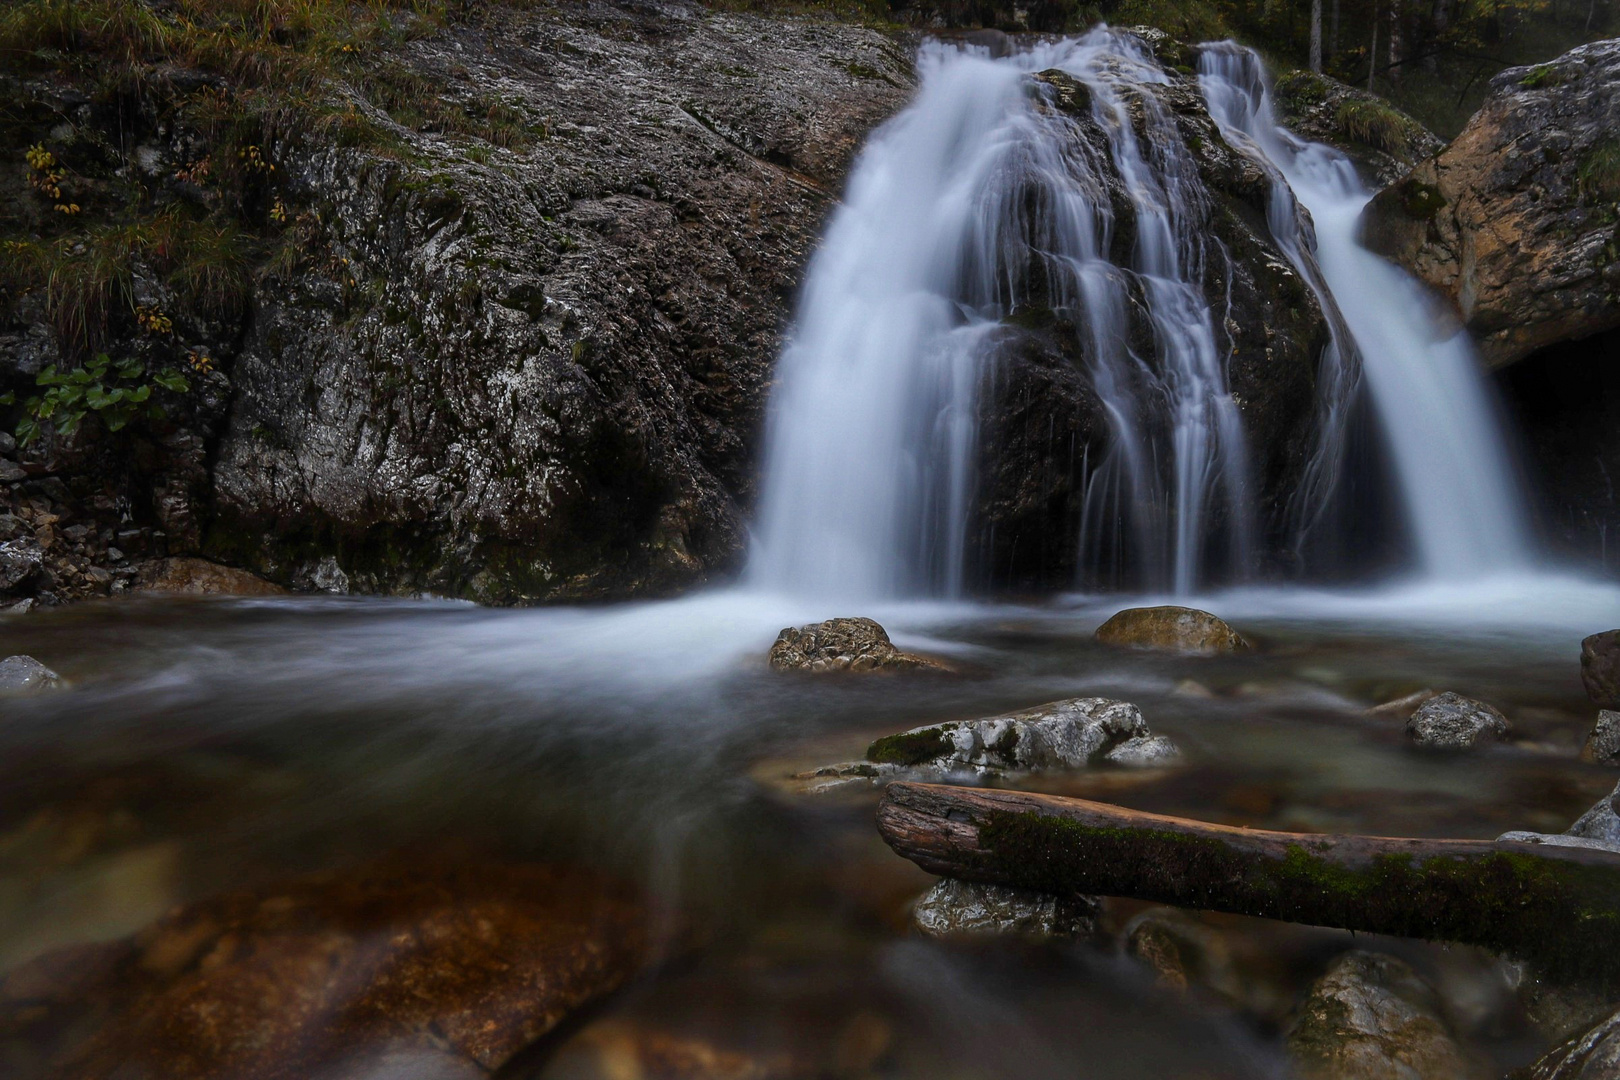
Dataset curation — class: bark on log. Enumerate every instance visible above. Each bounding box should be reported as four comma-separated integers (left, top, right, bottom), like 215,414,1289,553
877,782,1620,980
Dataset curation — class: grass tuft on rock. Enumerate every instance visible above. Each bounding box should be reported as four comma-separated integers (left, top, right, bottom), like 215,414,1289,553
1332,98,1419,158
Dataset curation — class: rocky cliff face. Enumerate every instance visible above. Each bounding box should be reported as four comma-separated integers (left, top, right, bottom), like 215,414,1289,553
1361,38,1620,575
208,3,913,602
0,0,911,606
1360,38,1620,370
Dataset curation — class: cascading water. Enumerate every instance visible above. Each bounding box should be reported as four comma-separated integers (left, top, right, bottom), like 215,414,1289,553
1196,43,1532,579
750,29,1532,602
750,30,1254,599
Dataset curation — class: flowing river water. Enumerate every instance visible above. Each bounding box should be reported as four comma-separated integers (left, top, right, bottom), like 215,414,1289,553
3,32,1619,1080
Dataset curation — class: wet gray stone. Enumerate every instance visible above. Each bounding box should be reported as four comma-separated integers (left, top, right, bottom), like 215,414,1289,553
912,878,1098,940
1405,692,1510,749
1582,711,1620,766
0,655,62,695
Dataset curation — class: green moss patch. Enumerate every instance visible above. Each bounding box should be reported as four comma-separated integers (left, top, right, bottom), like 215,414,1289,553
1580,141,1620,203
867,728,953,766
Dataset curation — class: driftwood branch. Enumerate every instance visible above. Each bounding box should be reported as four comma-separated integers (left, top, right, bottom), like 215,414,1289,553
877,782,1620,979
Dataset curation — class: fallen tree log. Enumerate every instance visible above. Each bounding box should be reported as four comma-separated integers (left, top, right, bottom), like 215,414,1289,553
877,782,1620,981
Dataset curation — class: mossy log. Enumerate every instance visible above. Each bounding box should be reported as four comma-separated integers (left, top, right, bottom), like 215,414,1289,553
877,782,1620,981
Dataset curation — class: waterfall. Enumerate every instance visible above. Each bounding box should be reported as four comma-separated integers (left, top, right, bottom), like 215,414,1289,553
1197,43,1532,578
749,30,1531,602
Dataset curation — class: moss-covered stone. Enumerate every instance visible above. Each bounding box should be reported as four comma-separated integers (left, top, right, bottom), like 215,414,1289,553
867,728,954,766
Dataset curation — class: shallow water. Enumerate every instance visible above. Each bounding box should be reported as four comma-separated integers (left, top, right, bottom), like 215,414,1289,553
3,575,1617,1077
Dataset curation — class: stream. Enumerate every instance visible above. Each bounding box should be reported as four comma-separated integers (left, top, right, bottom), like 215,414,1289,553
4,573,1618,1076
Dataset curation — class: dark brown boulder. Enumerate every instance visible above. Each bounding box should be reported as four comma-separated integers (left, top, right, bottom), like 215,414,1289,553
1360,39,1620,370
1095,605,1251,655
2,860,653,1080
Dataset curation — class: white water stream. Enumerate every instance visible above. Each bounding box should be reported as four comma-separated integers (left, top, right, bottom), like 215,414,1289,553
750,30,1534,601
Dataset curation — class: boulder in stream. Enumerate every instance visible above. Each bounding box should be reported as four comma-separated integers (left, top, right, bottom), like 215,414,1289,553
1095,606,1251,655
1404,692,1510,749
1286,950,1487,1080
1,859,655,1080
912,878,1099,940
0,655,61,695
768,618,949,674
1583,631,1620,709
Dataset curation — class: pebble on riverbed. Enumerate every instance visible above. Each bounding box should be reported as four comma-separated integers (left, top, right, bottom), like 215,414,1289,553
1404,692,1510,749
912,878,1099,940
793,697,1181,792
0,654,62,695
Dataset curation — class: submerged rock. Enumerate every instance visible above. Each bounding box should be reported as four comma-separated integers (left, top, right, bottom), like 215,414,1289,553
1404,692,1510,749
768,618,949,674
1583,711,1620,766
1584,631,1620,709
0,655,61,695
135,557,288,597
912,878,1099,940
1287,950,1486,1080
1361,39,1620,369
3,860,653,1080
1526,1004,1620,1079
1094,606,1251,655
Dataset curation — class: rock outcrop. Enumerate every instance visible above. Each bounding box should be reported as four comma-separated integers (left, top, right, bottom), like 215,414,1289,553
1095,605,1251,654
0,1,913,607
1286,950,1486,1080
1404,692,1510,749
1361,38,1620,370
1271,69,1443,186
0,860,654,1080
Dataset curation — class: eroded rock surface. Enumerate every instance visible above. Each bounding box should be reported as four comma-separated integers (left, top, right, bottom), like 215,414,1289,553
1404,692,1510,749
912,878,1099,939
1361,38,1620,369
768,617,947,674
1286,950,1486,1080
1095,605,1251,654
0,860,653,1080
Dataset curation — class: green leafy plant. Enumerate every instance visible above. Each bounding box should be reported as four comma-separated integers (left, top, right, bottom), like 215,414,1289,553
16,353,189,445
